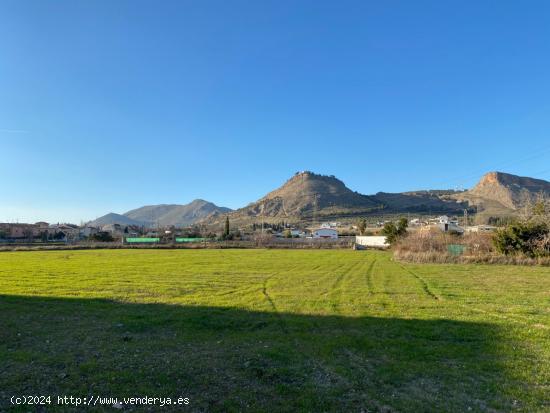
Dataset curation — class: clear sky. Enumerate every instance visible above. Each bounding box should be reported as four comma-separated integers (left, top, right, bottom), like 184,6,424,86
2,1,550,223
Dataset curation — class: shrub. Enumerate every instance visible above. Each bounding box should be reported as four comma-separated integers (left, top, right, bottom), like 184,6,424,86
493,222,549,257
381,218,408,245
90,232,114,242
393,229,498,262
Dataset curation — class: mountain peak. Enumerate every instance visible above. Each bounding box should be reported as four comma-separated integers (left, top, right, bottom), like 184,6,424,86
220,172,380,224
265,172,349,200
188,199,210,205
466,171,550,210
478,171,501,185
477,171,529,186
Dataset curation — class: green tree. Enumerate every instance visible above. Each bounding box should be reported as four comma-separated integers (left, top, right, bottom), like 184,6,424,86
397,217,408,234
381,218,408,245
223,216,230,238
381,222,398,244
357,218,367,235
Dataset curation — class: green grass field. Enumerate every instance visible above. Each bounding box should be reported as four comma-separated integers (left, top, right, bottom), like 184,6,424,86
1,250,549,412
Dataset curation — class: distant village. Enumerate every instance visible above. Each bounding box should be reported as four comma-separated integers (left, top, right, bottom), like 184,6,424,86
0,214,497,246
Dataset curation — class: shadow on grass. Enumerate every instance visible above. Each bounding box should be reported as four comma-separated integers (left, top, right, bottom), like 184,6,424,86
0,294,517,412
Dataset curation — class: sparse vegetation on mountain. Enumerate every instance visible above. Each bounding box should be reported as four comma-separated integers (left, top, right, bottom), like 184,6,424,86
209,171,467,227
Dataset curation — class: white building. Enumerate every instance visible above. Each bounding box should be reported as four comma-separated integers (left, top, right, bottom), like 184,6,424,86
312,228,338,239
79,226,99,238
355,236,389,248
438,215,459,225
439,222,464,234
438,215,450,224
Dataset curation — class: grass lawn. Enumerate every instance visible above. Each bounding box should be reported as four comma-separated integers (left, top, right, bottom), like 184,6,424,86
0,249,549,412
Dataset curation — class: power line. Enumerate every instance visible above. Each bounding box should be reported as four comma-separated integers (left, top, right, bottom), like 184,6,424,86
428,143,550,189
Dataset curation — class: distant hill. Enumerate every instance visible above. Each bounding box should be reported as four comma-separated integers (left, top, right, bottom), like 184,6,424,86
88,213,144,227
90,200,231,227
454,171,550,220
125,199,231,227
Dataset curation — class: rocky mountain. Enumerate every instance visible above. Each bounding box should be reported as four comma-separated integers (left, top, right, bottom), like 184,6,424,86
210,171,466,226
88,171,549,229
90,199,231,227
216,172,380,225
454,172,550,219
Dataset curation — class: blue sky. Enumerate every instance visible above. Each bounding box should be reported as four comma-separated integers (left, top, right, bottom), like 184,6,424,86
2,1,550,223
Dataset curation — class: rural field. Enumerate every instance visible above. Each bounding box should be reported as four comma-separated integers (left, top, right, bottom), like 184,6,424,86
0,249,549,412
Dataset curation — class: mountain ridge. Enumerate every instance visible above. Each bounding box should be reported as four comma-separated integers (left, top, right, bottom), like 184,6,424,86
207,171,467,226
88,171,550,228
89,199,231,227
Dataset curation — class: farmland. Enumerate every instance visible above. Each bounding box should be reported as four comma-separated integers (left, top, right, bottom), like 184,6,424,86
0,250,549,412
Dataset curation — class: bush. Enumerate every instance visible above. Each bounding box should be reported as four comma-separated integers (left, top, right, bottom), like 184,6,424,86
381,218,408,245
219,233,234,241
493,222,549,257
90,232,114,242
393,222,550,265
393,229,497,262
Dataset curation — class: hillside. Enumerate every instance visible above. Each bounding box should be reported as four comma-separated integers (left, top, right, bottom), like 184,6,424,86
90,200,231,227
373,191,466,214
89,171,549,228
464,171,550,209
454,172,550,220
214,172,382,225
125,199,231,227
87,213,145,227
210,171,466,226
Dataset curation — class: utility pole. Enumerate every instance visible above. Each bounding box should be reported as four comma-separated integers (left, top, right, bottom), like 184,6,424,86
313,193,319,229
463,209,468,227
261,202,264,234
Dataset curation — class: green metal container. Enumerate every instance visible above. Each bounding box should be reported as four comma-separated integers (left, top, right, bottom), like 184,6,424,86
447,244,466,256
125,237,160,243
